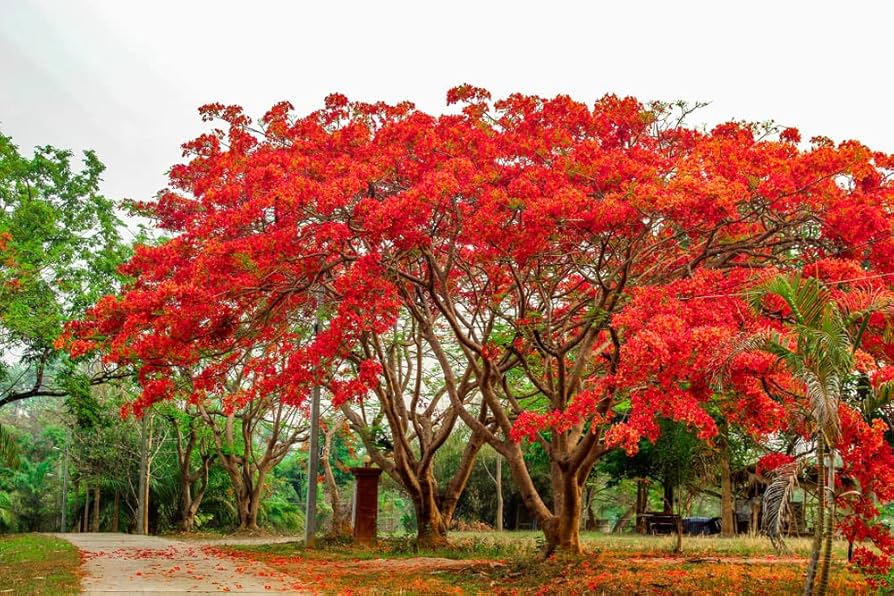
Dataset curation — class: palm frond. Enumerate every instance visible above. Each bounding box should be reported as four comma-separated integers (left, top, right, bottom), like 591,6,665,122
800,370,841,442
752,274,829,327
0,424,20,469
762,461,802,553
0,491,14,529
715,329,790,384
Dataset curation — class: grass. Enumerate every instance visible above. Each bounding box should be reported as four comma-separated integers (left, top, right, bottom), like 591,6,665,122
214,531,871,594
0,534,80,595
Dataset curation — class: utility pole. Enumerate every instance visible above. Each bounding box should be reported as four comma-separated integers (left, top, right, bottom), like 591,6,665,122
60,441,69,532
136,413,148,534
305,294,322,547
495,454,503,532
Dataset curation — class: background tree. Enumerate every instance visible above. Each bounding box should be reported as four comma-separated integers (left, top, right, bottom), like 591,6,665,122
162,402,214,532
0,131,128,411
319,415,355,538
194,372,307,531
340,316,493,546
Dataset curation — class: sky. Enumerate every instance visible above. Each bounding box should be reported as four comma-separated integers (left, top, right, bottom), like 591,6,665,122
1,0,892,210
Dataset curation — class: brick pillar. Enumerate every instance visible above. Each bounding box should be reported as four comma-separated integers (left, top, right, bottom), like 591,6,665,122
350,466,383,545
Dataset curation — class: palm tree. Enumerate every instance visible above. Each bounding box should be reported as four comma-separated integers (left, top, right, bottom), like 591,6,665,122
741,274,892,596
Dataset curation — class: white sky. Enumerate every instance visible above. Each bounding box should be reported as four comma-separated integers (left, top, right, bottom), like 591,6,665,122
1,0,892,208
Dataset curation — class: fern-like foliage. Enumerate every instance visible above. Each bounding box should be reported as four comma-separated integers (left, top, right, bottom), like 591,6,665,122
0,423,19,469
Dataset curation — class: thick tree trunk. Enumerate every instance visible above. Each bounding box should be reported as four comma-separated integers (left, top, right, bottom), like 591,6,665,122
247,492,262,530
411,469,449,547
236,489,260,530
180,483,195,532
720,441,735,537
91,486,101,532
413,496,449,547
231,476,262,531
542,468,583,555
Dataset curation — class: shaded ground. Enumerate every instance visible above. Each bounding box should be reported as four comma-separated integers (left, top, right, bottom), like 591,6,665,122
0,534,79,595
57,533,305,594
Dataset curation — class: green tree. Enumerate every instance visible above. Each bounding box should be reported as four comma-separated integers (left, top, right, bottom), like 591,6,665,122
0,132,128,410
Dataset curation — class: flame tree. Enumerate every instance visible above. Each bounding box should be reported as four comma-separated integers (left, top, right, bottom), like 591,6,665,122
64,88,894,560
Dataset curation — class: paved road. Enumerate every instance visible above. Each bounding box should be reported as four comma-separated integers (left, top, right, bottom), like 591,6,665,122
56,533,306,595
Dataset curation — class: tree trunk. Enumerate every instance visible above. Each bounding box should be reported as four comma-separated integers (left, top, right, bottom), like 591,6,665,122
91,486,101,532
673,515,683,554
413,495,449,548
233,466,267,531
635,478,649,533
232,478,261,531
235,488,258,531
816,447,836,595
720,441,735,536
247,487,263,531
804,439,825,596
585,485,597,531
180,458,212,532
143,414,154,535
217,457,266,532
663,481,674,514
197,399,304,535
495,454,503,532
112,490,120,533
180,481,195,532
142,472,150,535
542,468,583,555
613,505,634,533
412,469,449,547
750,498,761,536
322,422,352,538
499,441,568,554
82,485,89,533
